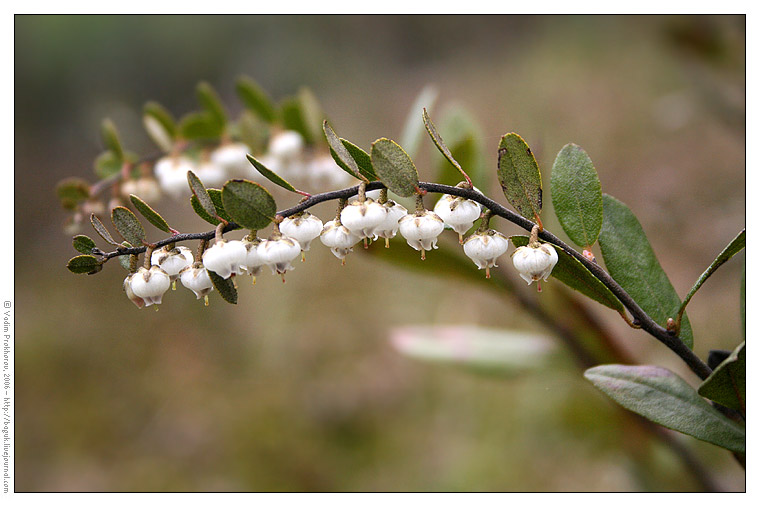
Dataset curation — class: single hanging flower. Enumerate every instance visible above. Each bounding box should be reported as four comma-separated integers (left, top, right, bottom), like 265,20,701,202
179,263,214,305
434,194,482,244
375,200,408,247
279,212,324,259
151,245,194,285
398,210,445,260
512,242,559,285
135,176,162,204
129,266,171,307
463,230,510,278
268,130,305,161
258,235,301,282
211,142,250,177
340,199,388,242
320,219,362,263
307,154,352,188
202,239,247,279
154,155,197,199
242,236,265,283
124,273,145,309
196,160,228,188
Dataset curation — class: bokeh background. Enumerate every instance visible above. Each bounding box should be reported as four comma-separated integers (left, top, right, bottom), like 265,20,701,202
14,15,745,491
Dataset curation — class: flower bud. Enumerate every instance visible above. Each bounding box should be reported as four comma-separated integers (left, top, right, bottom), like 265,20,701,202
202,239,247,279
434,194,482,243
375,201,408,247
211,142,250,177
279,212,324,252
242,237,265,278
258,237,302,279
340,199,388,240
512,243,559,285
463,230,509,278
151,245,194,280
398,211,445,259
320,220,362,262
179,263,214,301
154,155,196,199
129,266,171,307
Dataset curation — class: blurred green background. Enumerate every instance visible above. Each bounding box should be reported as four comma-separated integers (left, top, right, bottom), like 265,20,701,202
14,15,745,491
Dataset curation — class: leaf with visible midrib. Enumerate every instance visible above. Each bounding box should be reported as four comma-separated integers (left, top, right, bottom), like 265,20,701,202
598,194,693,348
247,154,298,193
323,121,366,181
370,138,419,197
698,341,745,412
67,255,102,275
497,133,542,220
111,207,145,247
585,364,745,454
187,171,217,219
72,235,96,255
551,143,603,248
221,179,276,231
129,194,172,233
191,188,231,226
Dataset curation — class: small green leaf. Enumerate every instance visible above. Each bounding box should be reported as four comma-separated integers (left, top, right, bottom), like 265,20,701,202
72,235,96,255
497,133,543,220
235,111,269,154
328,138,377,181
222,179,277,231
246,154,298,193
432,107,486,191
598,194,693,348
93,150,123,179
90,214,120,246
100,118,124,160
677,229,745,327
178,111,224,141
207,270,238,304
236,76,276,123
196,81,227,127
297,87,324,145
129,194,172,233
423,108,467,181
111,206,145,247
67,255,102,275
550,143,603,248
118,251,133,271
143,101,177,138
280,97,313,144
585,364,745,454
511,236,625,312
186,170,217,219
190,189,231,226
143,102,176,153
400,85,438,158
370,138,419,197
56,178,90,210
698,341,745,412
323,121,366,181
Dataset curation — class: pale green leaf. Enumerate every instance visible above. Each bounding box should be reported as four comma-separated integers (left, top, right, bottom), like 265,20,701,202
698,341,745,412
370,138,419,197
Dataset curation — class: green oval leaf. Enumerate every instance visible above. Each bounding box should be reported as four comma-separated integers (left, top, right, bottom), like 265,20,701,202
297,87,324,145
143,101,177,138
143,102,176,153
222,179,276,231
698,341,745,412
236,111,269,154
187,170,217,219
72,235,96,255
190,188,231,226
511,236,625,312
90,214,120,246
236,76,276,123
280,96,313,144
67,255,102,275
207,270,238,304
423,108,466,180
598,194,693,348
550,143,603,248
93,150,123,179
497,133,543,220
246,154,298,193
101,118,124,160
56,178,90,210
196,81,227,127
334,139,377,181
111,206,145,246
323,120,366,182
129,194,172,233
585,364,745,454
178,111,224,141
370,138,419,197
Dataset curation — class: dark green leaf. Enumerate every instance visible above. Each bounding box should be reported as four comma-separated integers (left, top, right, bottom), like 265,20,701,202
236,76,277,123
497,133,543,220
328,138,377,181
222,179,276,231
190,189,231,226
280,97,313,144
370,138,419,197
698,341,745,412
423,108,467,181
56,178,90,210
323,121,366,181
186,170,217,219
72,235,97,255
100,118,124,160
207,270,238,304
740,264,745,338
585,364,745,453
511,236,625,312
90,214,120,245
598,194,693,348
111,206,145,246
196,81,227,127
677,229,745,326
550,143,603,248
433,107,486,191
178,111,224,141
67,255,102,275
246,154,298,193
400,85,438,158
129,194,172,233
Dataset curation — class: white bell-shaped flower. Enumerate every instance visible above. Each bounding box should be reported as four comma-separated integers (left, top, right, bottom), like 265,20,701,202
463,230,510,278
398,211,445,259
241,237,265,279
202,239,247,279
135,177,162,204
195,160,228,188
129,266,171,307
340,199,388,240
375,201,408,247
320,220,362,263
268,130,304,161
512,243,559,285
211,142,250,177
179,263,214,303
151,245,194,281
123,273,145,309
307,154,353,188
154,155,196,199
279,212,324,252
258,236,301,280
434,194,482,242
